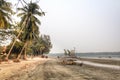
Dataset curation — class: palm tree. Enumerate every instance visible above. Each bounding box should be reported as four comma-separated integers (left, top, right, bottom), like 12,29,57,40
5,1,44,60
16,42,27,60
30,34,52,57
4,17,28,61
0,0,13,29
39,35,52,54
15,2,45,60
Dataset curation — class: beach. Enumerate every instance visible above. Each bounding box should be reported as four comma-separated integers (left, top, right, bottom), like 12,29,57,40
80,58,120,66
0,57,120,80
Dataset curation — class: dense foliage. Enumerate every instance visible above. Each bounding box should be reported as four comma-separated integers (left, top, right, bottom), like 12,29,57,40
0,0,13,29
0,0,52,60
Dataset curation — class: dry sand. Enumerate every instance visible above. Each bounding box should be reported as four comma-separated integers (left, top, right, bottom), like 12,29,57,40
0,57,48,80
0,57,120,80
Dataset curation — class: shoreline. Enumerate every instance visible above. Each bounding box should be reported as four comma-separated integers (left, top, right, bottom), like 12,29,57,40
79,57,120,66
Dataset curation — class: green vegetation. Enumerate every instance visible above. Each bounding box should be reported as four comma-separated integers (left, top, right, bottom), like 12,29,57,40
0,0,13,29
0,0,52,62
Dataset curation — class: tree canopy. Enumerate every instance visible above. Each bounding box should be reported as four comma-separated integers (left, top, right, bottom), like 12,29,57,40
0,0,52,60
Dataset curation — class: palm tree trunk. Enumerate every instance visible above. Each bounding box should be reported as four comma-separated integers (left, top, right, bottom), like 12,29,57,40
17,42,27,60
5,17,30,61
23,46,27,60
4,26,24,61
23,41,28,60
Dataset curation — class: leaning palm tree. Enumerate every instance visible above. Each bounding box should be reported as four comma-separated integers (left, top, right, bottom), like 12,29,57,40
0,0,13,29
5,1,45,60
15,2,45,60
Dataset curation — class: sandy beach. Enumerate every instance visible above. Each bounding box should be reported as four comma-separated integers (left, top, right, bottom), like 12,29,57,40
0,57,120,80
0,0,120,80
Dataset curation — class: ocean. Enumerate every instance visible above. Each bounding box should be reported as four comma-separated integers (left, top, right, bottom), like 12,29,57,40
47,52,120,58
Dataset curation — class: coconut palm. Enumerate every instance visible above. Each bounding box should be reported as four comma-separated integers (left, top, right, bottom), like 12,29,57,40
5,1,44,60
16,2,45,60
30,34,52,57
39,35,52,54
0,0,13,29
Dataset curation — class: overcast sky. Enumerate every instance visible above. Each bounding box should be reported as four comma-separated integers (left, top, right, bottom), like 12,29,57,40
9,0,120,53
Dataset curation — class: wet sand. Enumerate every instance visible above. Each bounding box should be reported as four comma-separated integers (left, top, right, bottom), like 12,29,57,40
80,58,120,66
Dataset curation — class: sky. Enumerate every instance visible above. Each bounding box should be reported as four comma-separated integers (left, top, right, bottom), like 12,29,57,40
9,0,120,53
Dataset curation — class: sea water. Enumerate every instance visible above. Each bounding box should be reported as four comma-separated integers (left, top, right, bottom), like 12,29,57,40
48,52,120,58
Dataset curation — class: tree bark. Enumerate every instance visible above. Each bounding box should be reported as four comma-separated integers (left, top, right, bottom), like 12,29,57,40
23,41,28,60
17,42,27,60
23,47,27,60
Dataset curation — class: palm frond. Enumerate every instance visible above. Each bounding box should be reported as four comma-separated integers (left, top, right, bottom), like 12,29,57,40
34,11,43,16
31,15,41,25
17,8,27,12
17,12,26,17
19,15,27,26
